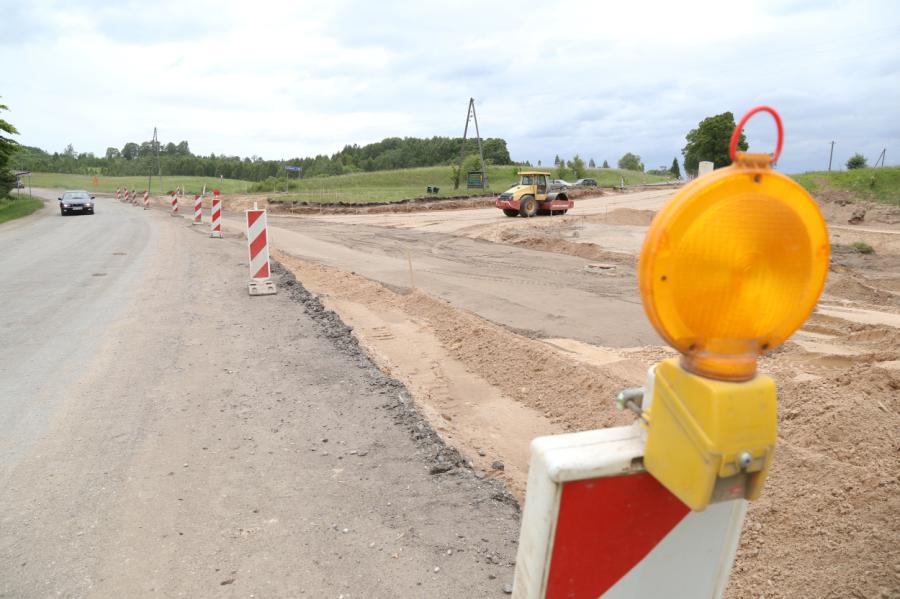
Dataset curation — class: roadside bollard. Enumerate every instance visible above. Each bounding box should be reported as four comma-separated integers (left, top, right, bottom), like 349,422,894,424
193,194,202,224
115,187,121,201
122,187,129,202
245,208,276,295
143,190,149,210
210,196,223,238
170,192,178,216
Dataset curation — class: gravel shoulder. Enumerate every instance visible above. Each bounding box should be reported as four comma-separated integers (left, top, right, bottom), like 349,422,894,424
0,197,520,598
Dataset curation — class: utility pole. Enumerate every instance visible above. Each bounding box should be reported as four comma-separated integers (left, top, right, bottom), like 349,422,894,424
454,98,488,190
150,127,163,195
874,148,886,168
828,141,835,171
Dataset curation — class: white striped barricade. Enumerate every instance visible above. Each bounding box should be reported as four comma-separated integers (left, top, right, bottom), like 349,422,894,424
192,194,202,224
512,411,746,598
210,195,223,238
143,190,150,210
115,187,121,201
122,187,129,202
170,192,178,216
131,190,138,206
245,208,276,295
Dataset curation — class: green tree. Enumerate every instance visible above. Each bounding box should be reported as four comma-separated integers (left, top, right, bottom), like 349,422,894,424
121,142,139,160
602,159,609,168
556,161,570,180
618,152,644,172
846,153,867,169
554,154,561,166
571,154,586,179
589,157,596,168
0,100,20,197
105,147,121,160
670,157,681,179
682,111,746,175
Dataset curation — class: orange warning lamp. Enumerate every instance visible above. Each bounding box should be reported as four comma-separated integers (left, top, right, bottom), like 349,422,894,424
637,107,829,511
639,106,829,381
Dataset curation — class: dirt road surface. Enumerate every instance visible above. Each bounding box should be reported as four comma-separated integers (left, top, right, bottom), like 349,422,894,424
0,193,520,598
218,188,899,598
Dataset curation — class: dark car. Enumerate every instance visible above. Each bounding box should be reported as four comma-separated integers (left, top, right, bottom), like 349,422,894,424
59,190,96,215
574,178,598,187
15,179,25,189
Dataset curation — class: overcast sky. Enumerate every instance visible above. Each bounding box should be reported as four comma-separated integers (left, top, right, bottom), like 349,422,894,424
2,0,898,173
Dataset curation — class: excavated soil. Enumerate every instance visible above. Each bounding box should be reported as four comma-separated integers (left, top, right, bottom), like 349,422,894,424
267,186,900,598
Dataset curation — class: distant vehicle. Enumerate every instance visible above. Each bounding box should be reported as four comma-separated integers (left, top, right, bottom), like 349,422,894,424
574,178,598,187
15,179,25,189
551,179,572,189
58,190,95,216
495,171,573,217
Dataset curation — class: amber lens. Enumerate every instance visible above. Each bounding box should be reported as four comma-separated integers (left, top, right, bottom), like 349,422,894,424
639,167,829,380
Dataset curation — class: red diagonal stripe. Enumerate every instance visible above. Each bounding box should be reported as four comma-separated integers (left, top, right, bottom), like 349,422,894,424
247,210,263,228
249,229,267,259
253,262,270,279
546,472,690,598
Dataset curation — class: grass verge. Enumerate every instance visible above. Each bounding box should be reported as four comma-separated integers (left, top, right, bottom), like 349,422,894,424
0,196,43,225
24,173,253,195
791,166,900,206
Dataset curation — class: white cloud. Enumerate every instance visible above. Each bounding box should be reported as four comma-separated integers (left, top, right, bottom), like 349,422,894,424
1,0,897,172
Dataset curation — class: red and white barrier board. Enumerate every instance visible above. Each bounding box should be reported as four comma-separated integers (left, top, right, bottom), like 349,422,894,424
115,187,121,201
210,197,223,238
122,187,129,202
193,194,202,224
512,419,745,598
245,208,276,295
170,193,178,216
143,190,150,210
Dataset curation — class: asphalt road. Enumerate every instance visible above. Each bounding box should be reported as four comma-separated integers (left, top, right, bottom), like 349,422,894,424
0,193,520,597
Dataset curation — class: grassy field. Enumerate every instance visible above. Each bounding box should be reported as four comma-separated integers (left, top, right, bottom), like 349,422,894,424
791,166,900,206
270,165,670,205
24,173,254,195
23,166,672,205
0,196,44,225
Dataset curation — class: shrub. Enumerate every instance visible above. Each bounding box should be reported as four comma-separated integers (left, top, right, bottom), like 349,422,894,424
846,154,867,170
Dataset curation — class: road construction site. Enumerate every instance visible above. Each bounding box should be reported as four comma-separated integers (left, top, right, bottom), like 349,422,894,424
223,187,899,598
2,186,898,597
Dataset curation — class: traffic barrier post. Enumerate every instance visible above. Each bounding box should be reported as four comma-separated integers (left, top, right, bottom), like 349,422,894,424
122,187,129,202
115,187,120,201
143,190,150,210
245,208,276,295
512,403,746,598
170,192,178,216
192,194,202,224
512,107,828,598
210,195,223,238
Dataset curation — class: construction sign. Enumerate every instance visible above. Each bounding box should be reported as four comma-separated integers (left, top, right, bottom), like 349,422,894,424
512,423,745,598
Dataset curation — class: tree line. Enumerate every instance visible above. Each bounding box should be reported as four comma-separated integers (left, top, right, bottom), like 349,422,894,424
11,136,513,182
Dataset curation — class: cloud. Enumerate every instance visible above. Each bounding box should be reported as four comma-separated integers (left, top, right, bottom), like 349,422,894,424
0,0,897,173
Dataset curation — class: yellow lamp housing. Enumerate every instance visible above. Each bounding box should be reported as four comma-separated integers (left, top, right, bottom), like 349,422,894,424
643,358,777,511
636,106,829,510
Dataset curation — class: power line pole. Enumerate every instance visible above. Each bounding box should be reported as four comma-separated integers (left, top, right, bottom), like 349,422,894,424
150,127,163,195
454,98,488,190
874,148,886,168
828,141,835,171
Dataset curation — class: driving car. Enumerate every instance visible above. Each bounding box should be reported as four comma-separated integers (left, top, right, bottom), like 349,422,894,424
574,178,598,187
59,190,96,215
550,179,572,190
